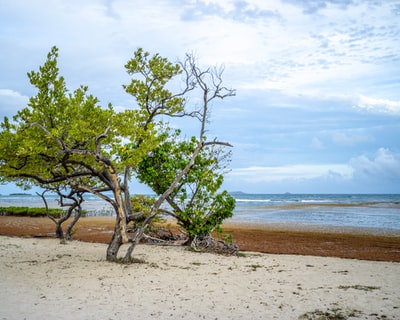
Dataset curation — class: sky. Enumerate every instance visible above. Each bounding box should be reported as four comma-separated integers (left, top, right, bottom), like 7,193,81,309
0,0,399,194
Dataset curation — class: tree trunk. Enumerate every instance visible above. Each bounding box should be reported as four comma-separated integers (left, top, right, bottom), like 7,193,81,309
55,222,64,239
122,225,143,263
53,215,71,239
122,212,157,262
106,215,123,261
65,208,82,241
105,177,132,261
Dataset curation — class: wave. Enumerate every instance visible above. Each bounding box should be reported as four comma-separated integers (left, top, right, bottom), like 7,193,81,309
254,202,400,210
300,199,331,203
235,199,271,203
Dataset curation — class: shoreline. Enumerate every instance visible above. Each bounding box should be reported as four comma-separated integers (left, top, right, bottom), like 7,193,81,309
225,219,400,236
1,216,400,262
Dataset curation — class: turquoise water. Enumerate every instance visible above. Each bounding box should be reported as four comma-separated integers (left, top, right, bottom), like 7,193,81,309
1,193,400,232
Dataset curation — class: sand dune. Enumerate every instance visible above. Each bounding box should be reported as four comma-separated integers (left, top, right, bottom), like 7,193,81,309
1,236,399,319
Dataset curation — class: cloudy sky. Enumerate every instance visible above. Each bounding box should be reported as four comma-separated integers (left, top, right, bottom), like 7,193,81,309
1,0,399,194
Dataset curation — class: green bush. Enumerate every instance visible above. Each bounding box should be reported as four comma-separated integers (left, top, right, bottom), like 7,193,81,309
0,206,64,218
129,195,164,225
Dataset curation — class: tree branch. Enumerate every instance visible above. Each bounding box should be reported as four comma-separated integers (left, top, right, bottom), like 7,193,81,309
72,183,116,208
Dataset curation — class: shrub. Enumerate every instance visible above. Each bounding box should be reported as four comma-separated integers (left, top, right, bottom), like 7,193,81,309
0,206,64,217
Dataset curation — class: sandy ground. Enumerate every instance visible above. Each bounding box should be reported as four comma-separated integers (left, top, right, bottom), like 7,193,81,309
1,235,399,320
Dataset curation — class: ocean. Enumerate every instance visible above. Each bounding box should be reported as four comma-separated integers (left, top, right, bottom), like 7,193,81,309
231,193,400,233
1,192,400,233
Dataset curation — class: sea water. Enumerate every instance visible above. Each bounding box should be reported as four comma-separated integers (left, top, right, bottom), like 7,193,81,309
231,193,400,232
1,192,400,232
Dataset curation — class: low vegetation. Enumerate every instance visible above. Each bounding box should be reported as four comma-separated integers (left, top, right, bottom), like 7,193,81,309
0,206,64,217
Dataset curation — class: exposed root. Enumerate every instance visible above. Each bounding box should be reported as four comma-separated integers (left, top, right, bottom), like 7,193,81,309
136,226,239,255
190,233,239,255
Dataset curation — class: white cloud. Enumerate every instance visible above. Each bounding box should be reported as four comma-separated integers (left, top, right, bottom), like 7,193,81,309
230,1,399,99
0,89,28,118
356,95,400,115
0,89,26,99
2,0,398,98
350,148,400,180
226,149,400,193
229,164,353,183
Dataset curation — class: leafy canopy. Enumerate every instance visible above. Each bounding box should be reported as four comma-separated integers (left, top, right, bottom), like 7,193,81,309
0,46,185,191
137,134,235,239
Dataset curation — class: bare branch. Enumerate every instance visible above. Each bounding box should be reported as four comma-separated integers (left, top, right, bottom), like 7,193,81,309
180,53,236,141
26,122,66,150
158,208,178,219
37,190,56,223
11,170,94,185
203,140,233,148
95,126,111,154
126,211,145,222
73,183,116,208
123,166,133,216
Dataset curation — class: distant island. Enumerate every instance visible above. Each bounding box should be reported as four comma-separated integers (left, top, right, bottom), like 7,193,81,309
229,191,247,195
9,193,32,196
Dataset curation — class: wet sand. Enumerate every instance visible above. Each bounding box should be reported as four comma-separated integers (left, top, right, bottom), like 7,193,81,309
1,216,399,262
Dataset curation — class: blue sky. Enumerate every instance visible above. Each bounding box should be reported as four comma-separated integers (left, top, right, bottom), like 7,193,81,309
0,0,399,194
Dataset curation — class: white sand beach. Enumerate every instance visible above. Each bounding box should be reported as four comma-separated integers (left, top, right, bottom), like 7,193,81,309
1,235,399,319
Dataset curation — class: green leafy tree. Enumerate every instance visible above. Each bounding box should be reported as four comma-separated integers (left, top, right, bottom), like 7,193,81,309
0,47,235,261
136,54,237,252
137,135,236,245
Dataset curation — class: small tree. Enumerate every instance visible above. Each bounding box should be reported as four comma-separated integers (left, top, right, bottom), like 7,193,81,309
38,187,84,241
137,136,236,246
136,54,237,252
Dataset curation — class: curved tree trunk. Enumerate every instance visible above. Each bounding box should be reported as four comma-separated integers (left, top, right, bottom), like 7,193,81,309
65,207,82,241
47,212,71,240
122,218,151,263
76,178,129,262
54,207,74,239
106,215,123,261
